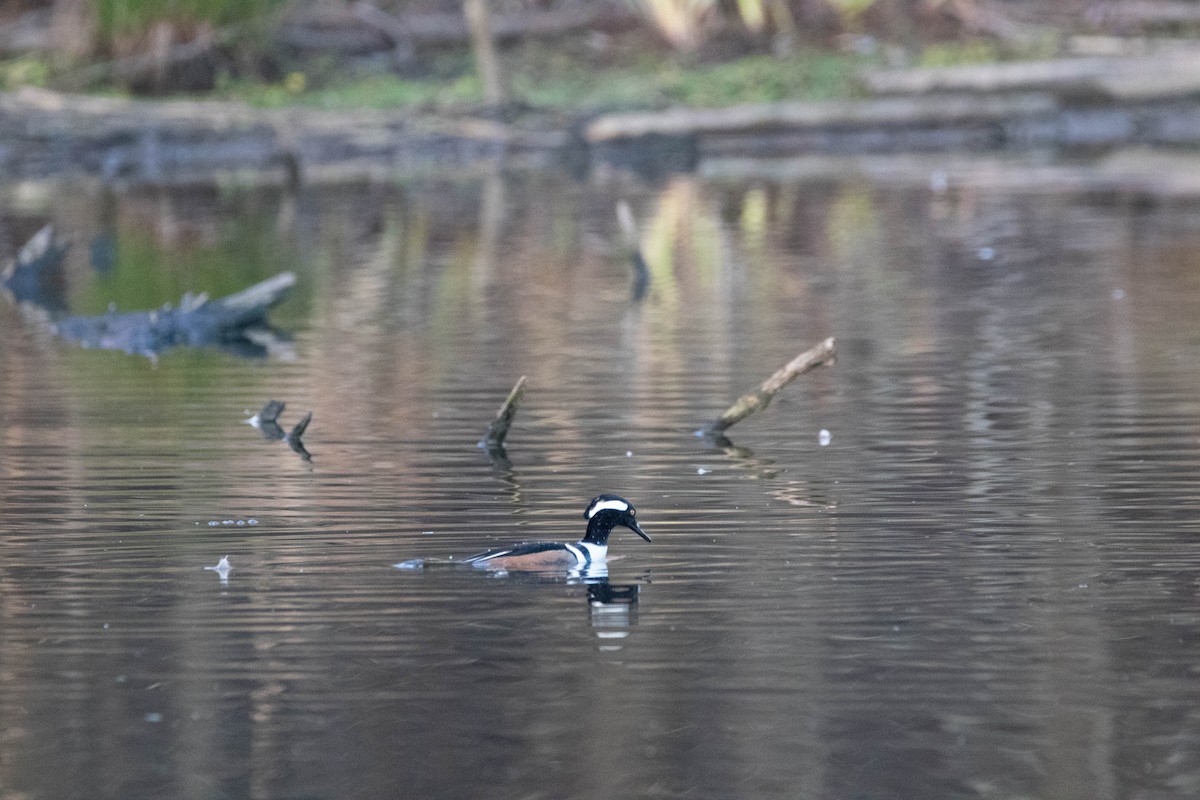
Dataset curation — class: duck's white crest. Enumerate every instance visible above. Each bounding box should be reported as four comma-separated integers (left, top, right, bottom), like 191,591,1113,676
586,498,629,518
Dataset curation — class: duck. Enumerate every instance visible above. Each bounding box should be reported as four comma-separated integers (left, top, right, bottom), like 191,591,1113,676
395,495,650,572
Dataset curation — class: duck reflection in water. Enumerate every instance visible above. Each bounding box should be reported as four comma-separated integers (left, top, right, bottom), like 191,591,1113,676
587,578,639,645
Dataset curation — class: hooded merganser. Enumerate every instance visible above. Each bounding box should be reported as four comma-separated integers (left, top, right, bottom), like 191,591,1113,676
396,495,650,572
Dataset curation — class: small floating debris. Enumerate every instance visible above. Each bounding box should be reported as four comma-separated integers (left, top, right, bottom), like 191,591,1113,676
394,559,426,570
929,170,949,193
1112,288,1126,301
697,467,711,475
819,429,832,446
977,247,996,261
206,518,258,526
204,555,232,581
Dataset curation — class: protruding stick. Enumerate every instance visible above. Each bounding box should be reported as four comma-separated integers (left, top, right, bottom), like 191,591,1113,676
483,375,527,447
705,337,836,434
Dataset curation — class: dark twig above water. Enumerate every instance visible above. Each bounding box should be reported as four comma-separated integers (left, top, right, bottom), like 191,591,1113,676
704,337,837,435
481,375,527,455
248,399,313,461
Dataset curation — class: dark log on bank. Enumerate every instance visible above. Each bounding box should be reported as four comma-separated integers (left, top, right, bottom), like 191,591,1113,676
861,49,1200,101
1087,1,1200,30
60,27,225,92
279,2,638,52
704,337,836,435
586,93,1057,143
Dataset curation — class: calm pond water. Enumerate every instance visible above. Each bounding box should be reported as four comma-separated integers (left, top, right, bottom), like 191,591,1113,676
4,155,1200,799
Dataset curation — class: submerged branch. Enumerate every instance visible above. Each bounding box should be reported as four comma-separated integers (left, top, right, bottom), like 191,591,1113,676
617,201,649,301
704,337,836,434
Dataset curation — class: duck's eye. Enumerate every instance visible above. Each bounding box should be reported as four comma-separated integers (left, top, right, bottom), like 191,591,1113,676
629,509,635,515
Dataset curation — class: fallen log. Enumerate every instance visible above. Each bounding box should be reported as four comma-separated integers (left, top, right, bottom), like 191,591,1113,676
861,50,1200,101
4,227,298,358
704,337,836,435
586,93,1057,142
281,2,639,50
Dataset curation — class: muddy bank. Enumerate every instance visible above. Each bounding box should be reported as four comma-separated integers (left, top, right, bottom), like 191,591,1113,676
4,49,1200,184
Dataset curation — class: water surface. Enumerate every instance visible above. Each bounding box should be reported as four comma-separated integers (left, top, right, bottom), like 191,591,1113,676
4,158,1200,799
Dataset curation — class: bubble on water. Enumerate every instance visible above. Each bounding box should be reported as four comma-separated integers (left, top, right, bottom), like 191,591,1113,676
1112,288,1126,300
626,451,633,457
248,519,258,525
235,520,246,526
144,713,163,723
977,247,995,261
697,467,711,475
818,429,832,446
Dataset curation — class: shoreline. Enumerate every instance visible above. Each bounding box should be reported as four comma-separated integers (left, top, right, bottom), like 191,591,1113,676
4,48,1200,185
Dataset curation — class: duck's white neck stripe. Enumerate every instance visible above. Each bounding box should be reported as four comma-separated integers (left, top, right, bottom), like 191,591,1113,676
578,542,607,562
586,499,629,518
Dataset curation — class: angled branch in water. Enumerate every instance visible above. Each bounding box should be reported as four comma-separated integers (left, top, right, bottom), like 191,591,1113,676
704,337,837,435
481,376,527,455
617,201,650,301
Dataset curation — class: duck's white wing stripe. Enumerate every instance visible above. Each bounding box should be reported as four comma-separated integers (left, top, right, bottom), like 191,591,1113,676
586,498,629,518
466,549,511,564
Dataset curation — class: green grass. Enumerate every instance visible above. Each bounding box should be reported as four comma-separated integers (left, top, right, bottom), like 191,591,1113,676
97,0,285,38
219,48,869,113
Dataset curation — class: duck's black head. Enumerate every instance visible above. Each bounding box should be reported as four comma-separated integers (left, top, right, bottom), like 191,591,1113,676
582,494,650,546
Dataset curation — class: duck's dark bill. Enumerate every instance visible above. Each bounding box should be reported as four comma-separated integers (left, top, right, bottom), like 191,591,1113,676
627,519,651,542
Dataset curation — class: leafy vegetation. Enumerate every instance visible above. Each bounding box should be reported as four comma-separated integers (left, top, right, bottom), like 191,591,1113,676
96,0,285,39
216,47,869,112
